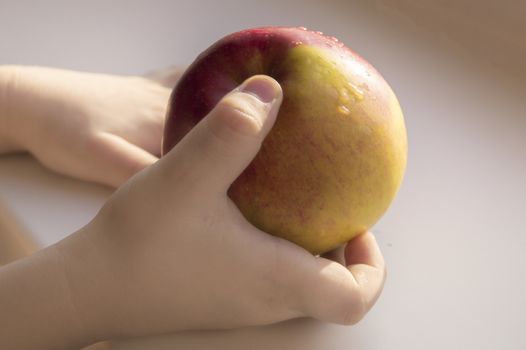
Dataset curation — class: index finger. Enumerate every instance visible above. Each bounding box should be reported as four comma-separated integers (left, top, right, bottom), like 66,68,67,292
344,232,386,315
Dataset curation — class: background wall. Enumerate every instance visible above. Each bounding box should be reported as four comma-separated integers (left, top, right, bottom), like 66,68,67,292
379,0,526,79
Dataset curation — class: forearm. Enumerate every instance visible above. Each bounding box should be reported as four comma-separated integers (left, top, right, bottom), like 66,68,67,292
0,244,95,349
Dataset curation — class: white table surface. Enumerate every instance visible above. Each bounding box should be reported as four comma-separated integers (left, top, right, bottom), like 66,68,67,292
1,1,525,349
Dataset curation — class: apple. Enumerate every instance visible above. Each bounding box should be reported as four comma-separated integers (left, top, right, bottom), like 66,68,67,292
162,26,407,254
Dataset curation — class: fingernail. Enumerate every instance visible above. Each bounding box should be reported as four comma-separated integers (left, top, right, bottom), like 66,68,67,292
240,76,281,103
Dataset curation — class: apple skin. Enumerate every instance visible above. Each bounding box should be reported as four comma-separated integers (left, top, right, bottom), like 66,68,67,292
162,26,407,255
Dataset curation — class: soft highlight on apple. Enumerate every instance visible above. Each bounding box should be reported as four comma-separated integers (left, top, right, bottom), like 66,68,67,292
162,26,407,254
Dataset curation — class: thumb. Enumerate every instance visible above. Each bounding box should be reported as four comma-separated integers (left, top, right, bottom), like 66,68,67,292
162,75,282,193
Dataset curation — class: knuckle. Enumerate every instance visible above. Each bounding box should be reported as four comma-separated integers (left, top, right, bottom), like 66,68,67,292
199,91,270,160
213,93,265,136
203,115,261,159
341,293,368,325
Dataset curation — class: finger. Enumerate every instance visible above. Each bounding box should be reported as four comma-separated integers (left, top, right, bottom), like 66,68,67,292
345,231,385,268
344,232,386,317
87,132,158,187
144,66,185,88
321,231,383,266
283,232,386,325
160,75,283,193
320,244,345,264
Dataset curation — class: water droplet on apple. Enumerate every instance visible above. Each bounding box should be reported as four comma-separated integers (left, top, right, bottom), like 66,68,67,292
329,36,339,42
337,105,351,116
338,89,350,103
347,82,364,101
292,40,303,46
298,26,308,31
315,31,324,36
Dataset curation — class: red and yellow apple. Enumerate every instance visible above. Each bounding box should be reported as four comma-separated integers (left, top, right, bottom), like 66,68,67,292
162,26,407,254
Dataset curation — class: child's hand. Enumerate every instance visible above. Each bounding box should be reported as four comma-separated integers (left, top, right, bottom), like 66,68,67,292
56,75,386,341
1,65,183,187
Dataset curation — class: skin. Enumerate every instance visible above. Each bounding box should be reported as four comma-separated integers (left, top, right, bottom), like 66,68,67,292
164,27,408,254
0,66,387,349
0,65,182,187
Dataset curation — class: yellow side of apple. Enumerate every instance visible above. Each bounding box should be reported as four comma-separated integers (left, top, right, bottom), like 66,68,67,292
228,45,408,254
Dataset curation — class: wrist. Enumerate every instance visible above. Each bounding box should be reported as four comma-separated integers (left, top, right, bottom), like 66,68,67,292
54,224,118,342
0,65,63,155
0,243,97,349
0,65,25,153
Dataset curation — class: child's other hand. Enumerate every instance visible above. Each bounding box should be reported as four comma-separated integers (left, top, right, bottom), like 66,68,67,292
57,75,386,341
4,66,183,187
